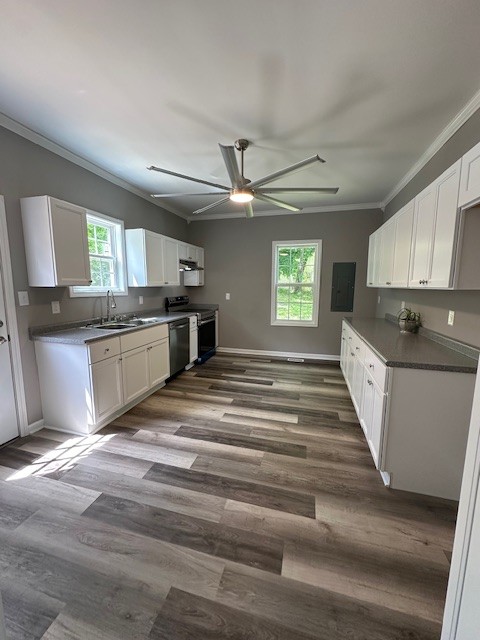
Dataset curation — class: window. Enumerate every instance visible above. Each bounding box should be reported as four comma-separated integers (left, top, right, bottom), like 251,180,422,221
271,240,322,326
70,212,127,297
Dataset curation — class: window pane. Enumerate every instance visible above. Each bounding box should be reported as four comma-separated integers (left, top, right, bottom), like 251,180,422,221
272,242,319,325
90,258,103,287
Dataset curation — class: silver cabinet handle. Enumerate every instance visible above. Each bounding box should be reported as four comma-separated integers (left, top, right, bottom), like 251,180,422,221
0,336,6,345
367,379,373,386
369,364,374,369
355,346,359,350
104,348,110,353
386,281,391,285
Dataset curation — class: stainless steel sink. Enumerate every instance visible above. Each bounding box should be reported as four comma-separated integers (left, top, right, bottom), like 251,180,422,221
93,323,136,330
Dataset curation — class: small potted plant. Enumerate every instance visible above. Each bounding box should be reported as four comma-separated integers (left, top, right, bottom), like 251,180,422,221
397,307,421,333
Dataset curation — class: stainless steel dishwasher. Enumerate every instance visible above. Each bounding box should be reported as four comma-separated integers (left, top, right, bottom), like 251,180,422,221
169,318,190,376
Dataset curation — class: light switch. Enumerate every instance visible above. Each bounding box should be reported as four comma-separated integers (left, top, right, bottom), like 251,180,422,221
226,293,230,300
51,301,60,314
139,296,144,305
18,291,29,306
448,310,455,326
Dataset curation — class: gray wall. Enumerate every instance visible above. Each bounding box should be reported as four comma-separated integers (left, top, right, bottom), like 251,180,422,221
0,125,188,424
378,108,480,347
187,209,382,356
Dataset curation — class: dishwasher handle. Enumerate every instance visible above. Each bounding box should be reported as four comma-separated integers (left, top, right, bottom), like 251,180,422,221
170,322,189,331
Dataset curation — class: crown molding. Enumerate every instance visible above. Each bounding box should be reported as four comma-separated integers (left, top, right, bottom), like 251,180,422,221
382,88,480,208
0,112,189,220
187,201,383,222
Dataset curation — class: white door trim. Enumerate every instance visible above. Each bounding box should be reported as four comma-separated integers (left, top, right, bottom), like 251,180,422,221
0,196,28,436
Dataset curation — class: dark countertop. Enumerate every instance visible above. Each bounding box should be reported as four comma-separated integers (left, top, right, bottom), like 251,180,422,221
31,311,195,345
345,317,478,374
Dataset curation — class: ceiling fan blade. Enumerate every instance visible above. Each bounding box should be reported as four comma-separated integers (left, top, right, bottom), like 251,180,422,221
219,144,243,188
260,187,339,194
244,203,254,218
151,191,227,198
192,196,231,215
248,155,325,189
254,193,301,212
147,165,230,191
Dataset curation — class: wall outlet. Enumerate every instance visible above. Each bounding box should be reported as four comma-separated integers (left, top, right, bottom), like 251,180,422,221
226,293,230,300
448,310,455,326
377,296,381,304
139,296,144,305
18,291,29,306
51,301,60,314
401,301,405,309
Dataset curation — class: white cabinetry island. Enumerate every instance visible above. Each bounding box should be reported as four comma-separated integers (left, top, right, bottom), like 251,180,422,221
341,318,477,500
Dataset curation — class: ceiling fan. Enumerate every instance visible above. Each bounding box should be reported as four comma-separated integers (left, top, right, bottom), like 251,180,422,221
148,139,339,218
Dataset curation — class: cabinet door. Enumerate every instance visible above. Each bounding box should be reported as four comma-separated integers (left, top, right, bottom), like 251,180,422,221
91,356,123,424
459,139,480,207
367,232,379,287
360,369,374,437
428,160,460,288
190,328,198,363
145,231,165,286
163,237,180,286
147,338,170,387
50,199,91,286
378,220,395,287
368,383,386,470
196,247,204,268
391,201,414,287
351,354,364,416
409,184,436,287
340,335,347,375
122,346,149,404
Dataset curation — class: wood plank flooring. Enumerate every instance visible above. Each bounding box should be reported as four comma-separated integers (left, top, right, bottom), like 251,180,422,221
0,354,457,639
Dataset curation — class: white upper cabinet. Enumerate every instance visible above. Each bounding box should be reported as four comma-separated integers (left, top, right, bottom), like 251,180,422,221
459,139,480,208
409,160,460,288
126,228,165,287
366,231,380,287
183,245,205,287
163,236,180,286
428,160,461,288
391,200,414,287
409,183,436,287
377,219,395,286
21,196,91,287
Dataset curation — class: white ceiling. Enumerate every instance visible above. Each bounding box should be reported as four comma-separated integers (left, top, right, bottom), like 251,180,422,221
1,0,480,219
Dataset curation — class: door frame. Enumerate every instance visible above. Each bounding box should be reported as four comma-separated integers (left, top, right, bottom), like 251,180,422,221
0,196,27,436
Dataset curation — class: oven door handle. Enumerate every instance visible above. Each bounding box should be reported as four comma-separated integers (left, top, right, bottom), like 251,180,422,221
198,317,216,326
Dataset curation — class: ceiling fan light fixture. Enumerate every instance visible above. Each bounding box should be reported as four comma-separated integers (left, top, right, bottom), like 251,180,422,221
230,188,254,203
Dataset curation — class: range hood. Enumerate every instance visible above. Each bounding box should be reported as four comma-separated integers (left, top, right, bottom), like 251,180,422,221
179,258,204,272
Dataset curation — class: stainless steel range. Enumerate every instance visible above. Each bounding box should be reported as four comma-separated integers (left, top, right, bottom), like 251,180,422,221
165,296,217,363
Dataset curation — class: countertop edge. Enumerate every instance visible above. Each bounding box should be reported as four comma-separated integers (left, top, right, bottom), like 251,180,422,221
31,312,197,345
345,317,478,374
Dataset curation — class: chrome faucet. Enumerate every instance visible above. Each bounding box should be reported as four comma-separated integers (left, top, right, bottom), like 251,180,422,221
106,289,117,322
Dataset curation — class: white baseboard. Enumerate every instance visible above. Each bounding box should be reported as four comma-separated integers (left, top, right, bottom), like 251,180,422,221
216,347,340,362
27,419,44,435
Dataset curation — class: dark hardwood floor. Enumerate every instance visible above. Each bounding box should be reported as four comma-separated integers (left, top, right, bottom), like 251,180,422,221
0,354,456,639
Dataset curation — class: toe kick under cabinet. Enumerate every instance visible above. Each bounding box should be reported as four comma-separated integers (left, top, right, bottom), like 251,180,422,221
341,320,476,500
35,324,170,435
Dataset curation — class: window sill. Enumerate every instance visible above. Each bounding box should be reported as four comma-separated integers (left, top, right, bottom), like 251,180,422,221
69,288,128,298
271,320,318,327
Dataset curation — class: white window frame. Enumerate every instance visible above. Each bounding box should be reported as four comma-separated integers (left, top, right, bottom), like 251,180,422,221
70,211,128,297
270,239,322,327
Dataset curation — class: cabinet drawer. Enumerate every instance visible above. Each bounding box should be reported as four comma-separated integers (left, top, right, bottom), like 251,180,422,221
364,347,387,391
120,324,168,352
351,333,365,362
88,337,121,364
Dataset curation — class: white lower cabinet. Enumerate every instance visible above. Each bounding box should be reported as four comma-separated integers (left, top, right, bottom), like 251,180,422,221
148,338,170,386
360,369,386,469
341,320,475,499
91,356,123,424
189,315,198,363
35,324,170,435
122,345,150,405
